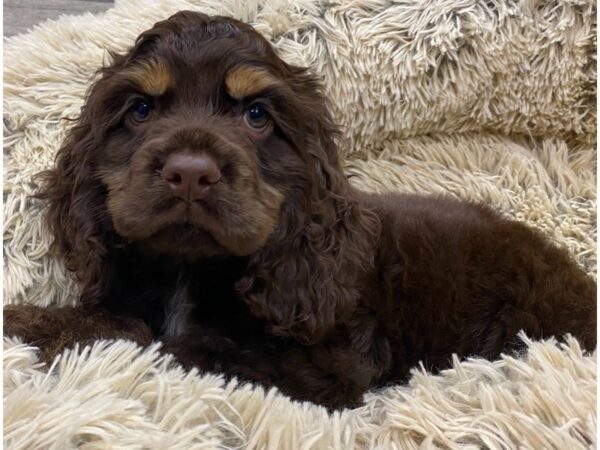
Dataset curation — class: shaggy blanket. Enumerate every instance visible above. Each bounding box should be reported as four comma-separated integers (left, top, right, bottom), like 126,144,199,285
3,0,597,448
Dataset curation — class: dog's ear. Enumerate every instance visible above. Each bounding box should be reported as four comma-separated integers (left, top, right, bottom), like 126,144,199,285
238,68,381,344
36,76,118,305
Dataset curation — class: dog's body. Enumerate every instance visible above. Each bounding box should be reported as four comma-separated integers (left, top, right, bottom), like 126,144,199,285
4,11,596,409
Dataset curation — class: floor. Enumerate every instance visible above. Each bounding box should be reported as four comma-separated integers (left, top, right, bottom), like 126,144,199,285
4,0,114,37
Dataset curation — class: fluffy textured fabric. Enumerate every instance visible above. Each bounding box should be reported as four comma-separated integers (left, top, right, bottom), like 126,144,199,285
4,334,596,449
3,0,596,448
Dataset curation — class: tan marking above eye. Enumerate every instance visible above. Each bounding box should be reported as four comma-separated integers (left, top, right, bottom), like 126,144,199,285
126,60,173,96
225,66,281,100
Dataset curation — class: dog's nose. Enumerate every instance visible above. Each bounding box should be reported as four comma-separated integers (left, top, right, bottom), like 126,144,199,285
161,151,221,201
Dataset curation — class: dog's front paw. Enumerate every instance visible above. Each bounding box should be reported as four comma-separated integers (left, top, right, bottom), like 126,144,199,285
3,305,152,361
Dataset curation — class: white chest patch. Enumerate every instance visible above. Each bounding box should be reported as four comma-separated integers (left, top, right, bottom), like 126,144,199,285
162,277,194,338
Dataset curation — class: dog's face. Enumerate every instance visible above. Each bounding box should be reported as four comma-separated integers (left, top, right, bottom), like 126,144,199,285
79,12,332,259
42,10,358,308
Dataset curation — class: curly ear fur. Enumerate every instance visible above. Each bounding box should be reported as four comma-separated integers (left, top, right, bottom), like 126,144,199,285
237,69,381,344
36,81,116,305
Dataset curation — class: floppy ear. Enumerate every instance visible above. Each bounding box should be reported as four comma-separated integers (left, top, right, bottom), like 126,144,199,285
36,83,116,305
237,68,381,344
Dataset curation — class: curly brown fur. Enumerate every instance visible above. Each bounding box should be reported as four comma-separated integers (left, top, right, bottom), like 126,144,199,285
5,11,596,409
3,305,152,361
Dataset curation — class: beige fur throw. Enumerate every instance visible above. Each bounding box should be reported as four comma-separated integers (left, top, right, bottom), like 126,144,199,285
3,0,596,448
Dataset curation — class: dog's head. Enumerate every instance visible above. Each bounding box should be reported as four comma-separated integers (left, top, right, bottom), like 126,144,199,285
61,11,341,257
42,11,378,341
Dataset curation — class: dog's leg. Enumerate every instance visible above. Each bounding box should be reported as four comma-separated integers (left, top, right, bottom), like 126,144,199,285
3,304,152,361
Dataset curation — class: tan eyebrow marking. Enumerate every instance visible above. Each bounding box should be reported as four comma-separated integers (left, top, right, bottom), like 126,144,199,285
126,60,173,96
225,66,281,100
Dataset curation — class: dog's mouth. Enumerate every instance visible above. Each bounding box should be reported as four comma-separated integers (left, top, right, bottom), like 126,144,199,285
116,198,218,239
109,178,283,258
139,222,225,259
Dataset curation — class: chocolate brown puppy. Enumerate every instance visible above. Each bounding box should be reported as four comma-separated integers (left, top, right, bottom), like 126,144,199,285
5,11,596,409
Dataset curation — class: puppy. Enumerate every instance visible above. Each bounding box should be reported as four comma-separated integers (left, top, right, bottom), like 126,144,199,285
5,11,596,409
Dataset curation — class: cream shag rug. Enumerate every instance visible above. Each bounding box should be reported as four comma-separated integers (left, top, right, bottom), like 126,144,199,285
3,0,597,448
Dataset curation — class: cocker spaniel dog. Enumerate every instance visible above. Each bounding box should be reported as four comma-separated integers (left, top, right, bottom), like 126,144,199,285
5,11,596,409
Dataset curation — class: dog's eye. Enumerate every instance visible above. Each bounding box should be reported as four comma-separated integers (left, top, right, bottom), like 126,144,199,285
131,99,152,122
244,103,270,130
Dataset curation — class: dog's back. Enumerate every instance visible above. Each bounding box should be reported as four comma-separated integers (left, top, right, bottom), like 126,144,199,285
362,192,596,377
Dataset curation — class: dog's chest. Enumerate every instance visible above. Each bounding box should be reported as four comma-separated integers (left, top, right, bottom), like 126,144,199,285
162,276,194,338
157,257,254,339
